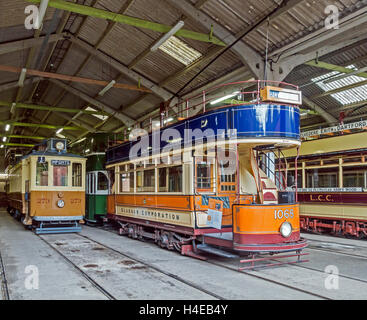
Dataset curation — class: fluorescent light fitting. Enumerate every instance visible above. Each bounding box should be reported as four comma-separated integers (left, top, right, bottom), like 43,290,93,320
85,149,90,153
151,20,185,52
164,117,174,124
210,92,240,105
2,137,6,142
10,103,16,114
0,145,3,148
18,68,27,87
5,124,10,132
56,128,63,134
75,137,86,144
98,80,116,96
34,0,49,29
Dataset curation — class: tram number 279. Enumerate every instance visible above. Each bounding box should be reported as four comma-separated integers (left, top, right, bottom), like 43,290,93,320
274,209,294,220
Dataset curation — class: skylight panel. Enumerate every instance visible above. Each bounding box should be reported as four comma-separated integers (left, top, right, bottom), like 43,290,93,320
311,65,367,105
85,106,108,121
158,36,202,66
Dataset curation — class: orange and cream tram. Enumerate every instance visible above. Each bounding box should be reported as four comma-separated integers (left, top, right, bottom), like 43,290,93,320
106,81,308,266
6,138,86,234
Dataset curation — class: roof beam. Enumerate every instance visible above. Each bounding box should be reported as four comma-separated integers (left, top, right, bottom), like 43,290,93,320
0,64,152,93
0,33,66,56
0,101,108,116
0,121,81,131
168,0,263,79
302,96,337,125
274,6,367,79
1,143,36,148
0,78,42,94
305,60,367,79
69,36,174,101
0,134,46,141
50,79,135,127
312,79,367,99
26,0,225,46
54,112,96,132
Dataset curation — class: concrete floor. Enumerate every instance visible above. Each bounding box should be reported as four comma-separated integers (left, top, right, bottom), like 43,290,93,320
1,209,366,300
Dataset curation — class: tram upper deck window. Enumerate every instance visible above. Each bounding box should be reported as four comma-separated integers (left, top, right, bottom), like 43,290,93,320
36,162,48,186
72,163,82,187
53,165,68,187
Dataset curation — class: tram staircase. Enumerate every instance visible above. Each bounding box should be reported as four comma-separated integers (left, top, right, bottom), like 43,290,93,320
251,149,288,205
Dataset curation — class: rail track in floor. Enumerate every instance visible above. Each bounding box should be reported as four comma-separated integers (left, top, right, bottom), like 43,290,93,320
91,226,330,300
0,249,9,300
38,233,225,300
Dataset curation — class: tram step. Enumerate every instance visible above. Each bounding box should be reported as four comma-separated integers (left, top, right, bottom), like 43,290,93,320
35,226,82,234
197,244,238,259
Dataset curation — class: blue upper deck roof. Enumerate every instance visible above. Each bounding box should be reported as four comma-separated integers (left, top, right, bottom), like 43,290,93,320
106,103,300,165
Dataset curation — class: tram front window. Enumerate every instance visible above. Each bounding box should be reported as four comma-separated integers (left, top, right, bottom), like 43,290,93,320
36,162,48,186
98,172,108,191
53,165,68,186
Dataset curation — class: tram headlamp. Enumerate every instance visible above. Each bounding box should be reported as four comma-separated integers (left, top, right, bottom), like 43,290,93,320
57,200,65,208
280,222,292,238
55,141,65,151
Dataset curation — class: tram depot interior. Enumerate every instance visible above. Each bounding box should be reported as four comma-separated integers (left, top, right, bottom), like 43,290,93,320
0,0,367,302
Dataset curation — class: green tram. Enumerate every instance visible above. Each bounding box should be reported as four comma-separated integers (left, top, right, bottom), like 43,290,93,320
72,133,118,224
86,153,109,224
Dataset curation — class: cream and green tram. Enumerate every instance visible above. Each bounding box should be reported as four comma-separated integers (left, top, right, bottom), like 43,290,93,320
6,139,87,234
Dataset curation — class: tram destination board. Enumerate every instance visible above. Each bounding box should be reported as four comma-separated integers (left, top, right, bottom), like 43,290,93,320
51,160,71,166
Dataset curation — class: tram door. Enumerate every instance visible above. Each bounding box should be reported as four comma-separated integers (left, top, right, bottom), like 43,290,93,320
25,180,30,221
86,171,110,223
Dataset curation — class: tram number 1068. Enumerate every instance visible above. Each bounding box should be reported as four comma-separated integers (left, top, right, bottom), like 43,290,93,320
274,209,294,220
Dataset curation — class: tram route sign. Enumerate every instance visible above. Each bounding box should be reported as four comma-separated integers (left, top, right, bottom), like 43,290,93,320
207,199,223,230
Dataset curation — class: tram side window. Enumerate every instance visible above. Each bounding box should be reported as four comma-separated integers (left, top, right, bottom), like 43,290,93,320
53,165,68,187
143,169,155,192
36,162,48,186
286,170,302,189
97,172,108,191
168,166,182,192
120,172,131,192
343,166,367,188
136,171,143,192
72,163,82,187
159,168,168,192
306,168,338,188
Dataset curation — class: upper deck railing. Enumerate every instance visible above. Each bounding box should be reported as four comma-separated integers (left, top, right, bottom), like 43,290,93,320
167,80,300,120
111,80,302,146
